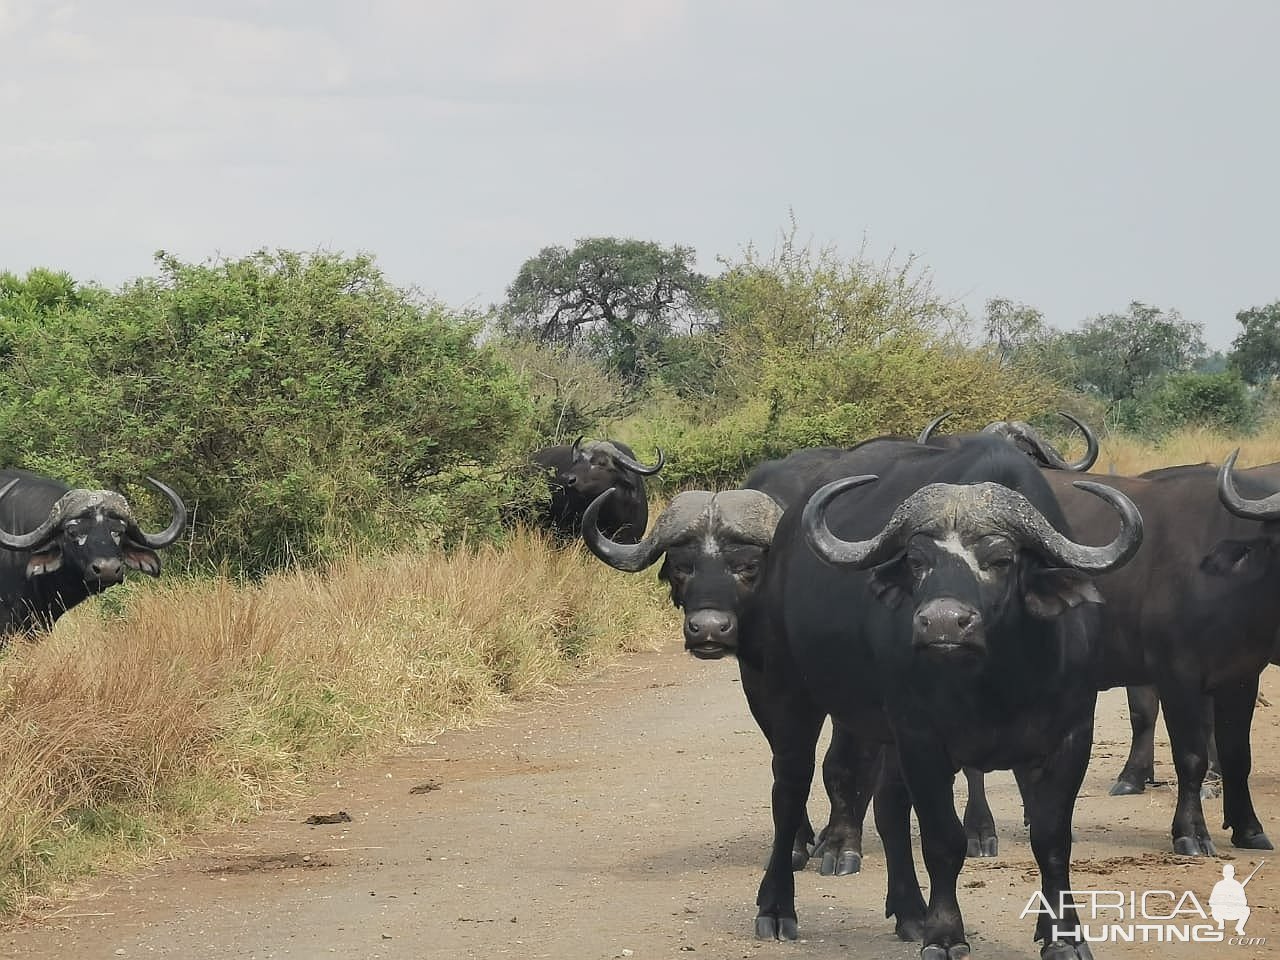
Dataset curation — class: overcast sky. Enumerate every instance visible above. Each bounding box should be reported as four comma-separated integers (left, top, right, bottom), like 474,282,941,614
2,1,1276,347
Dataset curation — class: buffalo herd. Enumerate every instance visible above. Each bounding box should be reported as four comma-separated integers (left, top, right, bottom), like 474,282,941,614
562,417,1280,959
7,426,1278,957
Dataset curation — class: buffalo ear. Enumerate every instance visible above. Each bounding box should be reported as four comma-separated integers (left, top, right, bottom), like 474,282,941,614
869,558,912,610
25,544,63,578
1200,537,1273,581
124,543,162,577
656,556,680,606
1023,567,1103,619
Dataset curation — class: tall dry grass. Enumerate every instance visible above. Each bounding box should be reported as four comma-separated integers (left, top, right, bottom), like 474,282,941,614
1099,422,1280,475
0,530,677,915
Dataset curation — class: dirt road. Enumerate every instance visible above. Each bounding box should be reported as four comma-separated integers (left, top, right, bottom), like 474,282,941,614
8,643,1280,960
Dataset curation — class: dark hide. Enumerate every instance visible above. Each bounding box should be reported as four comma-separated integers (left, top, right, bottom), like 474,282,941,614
531,440,653,544
0,469,174,637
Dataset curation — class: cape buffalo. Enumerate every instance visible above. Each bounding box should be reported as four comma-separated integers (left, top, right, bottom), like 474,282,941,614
1032,453,1280,855
582,449,853,872
0,469,187,636
764,436,1139,955
531,437,663,543
918,411,1100,472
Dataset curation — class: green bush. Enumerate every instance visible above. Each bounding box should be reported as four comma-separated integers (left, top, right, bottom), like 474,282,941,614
1118,370,1257,437
621,237,1059,489
0,252,537,574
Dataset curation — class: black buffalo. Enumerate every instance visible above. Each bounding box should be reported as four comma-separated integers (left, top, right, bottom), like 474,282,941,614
584,445,877,875
918,411,1100,472
1033,453,1280,855
756,436,1139,956
0,469,187,635
531,437,663,543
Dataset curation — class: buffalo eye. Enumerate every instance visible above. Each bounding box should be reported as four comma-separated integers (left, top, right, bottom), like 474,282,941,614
981,556,1013,573
907,554,929,579
732,560,759,580
669,562,694,578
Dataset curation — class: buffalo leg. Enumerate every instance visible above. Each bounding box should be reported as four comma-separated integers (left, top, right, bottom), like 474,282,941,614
874,747,926,942
1202,695,1223,800
1214,675,1273,850
739,659,817,869
1160,681,1217,855
894,737,969,959
1110,684,1159,796
754,693,826,940
1017,720,1095,960
814,722,880,876
962,766,998,857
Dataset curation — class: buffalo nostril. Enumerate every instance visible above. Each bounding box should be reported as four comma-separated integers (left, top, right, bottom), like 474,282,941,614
956,612,973,630
718,620,731,633
915,614,931,629
687,620,701,635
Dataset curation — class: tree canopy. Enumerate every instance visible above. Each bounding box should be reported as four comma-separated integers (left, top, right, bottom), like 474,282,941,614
498,237,708,384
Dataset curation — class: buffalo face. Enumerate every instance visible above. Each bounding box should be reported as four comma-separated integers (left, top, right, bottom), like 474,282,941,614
582,488,783,661
550,437,664,500
803,477,1141,661
0,479,187,586
661,540,768,658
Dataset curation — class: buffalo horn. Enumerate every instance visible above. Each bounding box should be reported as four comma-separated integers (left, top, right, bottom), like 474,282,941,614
131,477,188,548
610,446,666,476
916,412,954,444
0,478,59,550
1217,449,1280,520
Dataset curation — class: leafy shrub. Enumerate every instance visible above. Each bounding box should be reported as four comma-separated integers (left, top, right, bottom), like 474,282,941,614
0,252,537,574
1118,370,1257,438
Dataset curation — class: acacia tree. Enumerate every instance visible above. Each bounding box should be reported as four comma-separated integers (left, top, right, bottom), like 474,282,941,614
499,237,708,383
1229,301,1280,384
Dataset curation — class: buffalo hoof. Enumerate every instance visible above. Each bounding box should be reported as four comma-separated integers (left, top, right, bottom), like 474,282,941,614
966,835,998,858
819,849,862,876
1231,829,1274,850
921,943,971,960
1109,777,1146,796
754,914,799,941
1042,939,1094,960
1173,834,1217,856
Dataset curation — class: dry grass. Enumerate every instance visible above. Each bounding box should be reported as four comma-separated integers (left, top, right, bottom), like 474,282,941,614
1097,422,1280,475
0,529,677,915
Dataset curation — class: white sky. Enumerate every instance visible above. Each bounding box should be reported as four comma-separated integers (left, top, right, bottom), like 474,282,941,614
2,1,1276,347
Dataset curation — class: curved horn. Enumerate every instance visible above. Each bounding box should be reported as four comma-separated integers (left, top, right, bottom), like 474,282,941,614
571,435,584,457
1217,449,1280,520
800,475,888,566
917,412,954,444
610,446,665,476
581,488,666,572
0,478,61,551
132,477,188,549
1056,412,1099,471
1007,480,1143,573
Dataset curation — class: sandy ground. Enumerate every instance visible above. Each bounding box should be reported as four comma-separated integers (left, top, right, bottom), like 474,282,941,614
7,644,1280,960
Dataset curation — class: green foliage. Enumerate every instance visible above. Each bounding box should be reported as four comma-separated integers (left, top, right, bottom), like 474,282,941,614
1061,302,1205,403
1229,301,1280,385
983,298,1078,381
1118,370,1256,437
0,254,537,574
498,237,709,385
625,236,1058,489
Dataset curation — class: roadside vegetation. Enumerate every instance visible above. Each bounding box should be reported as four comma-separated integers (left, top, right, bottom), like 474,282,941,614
1,223,1277,914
